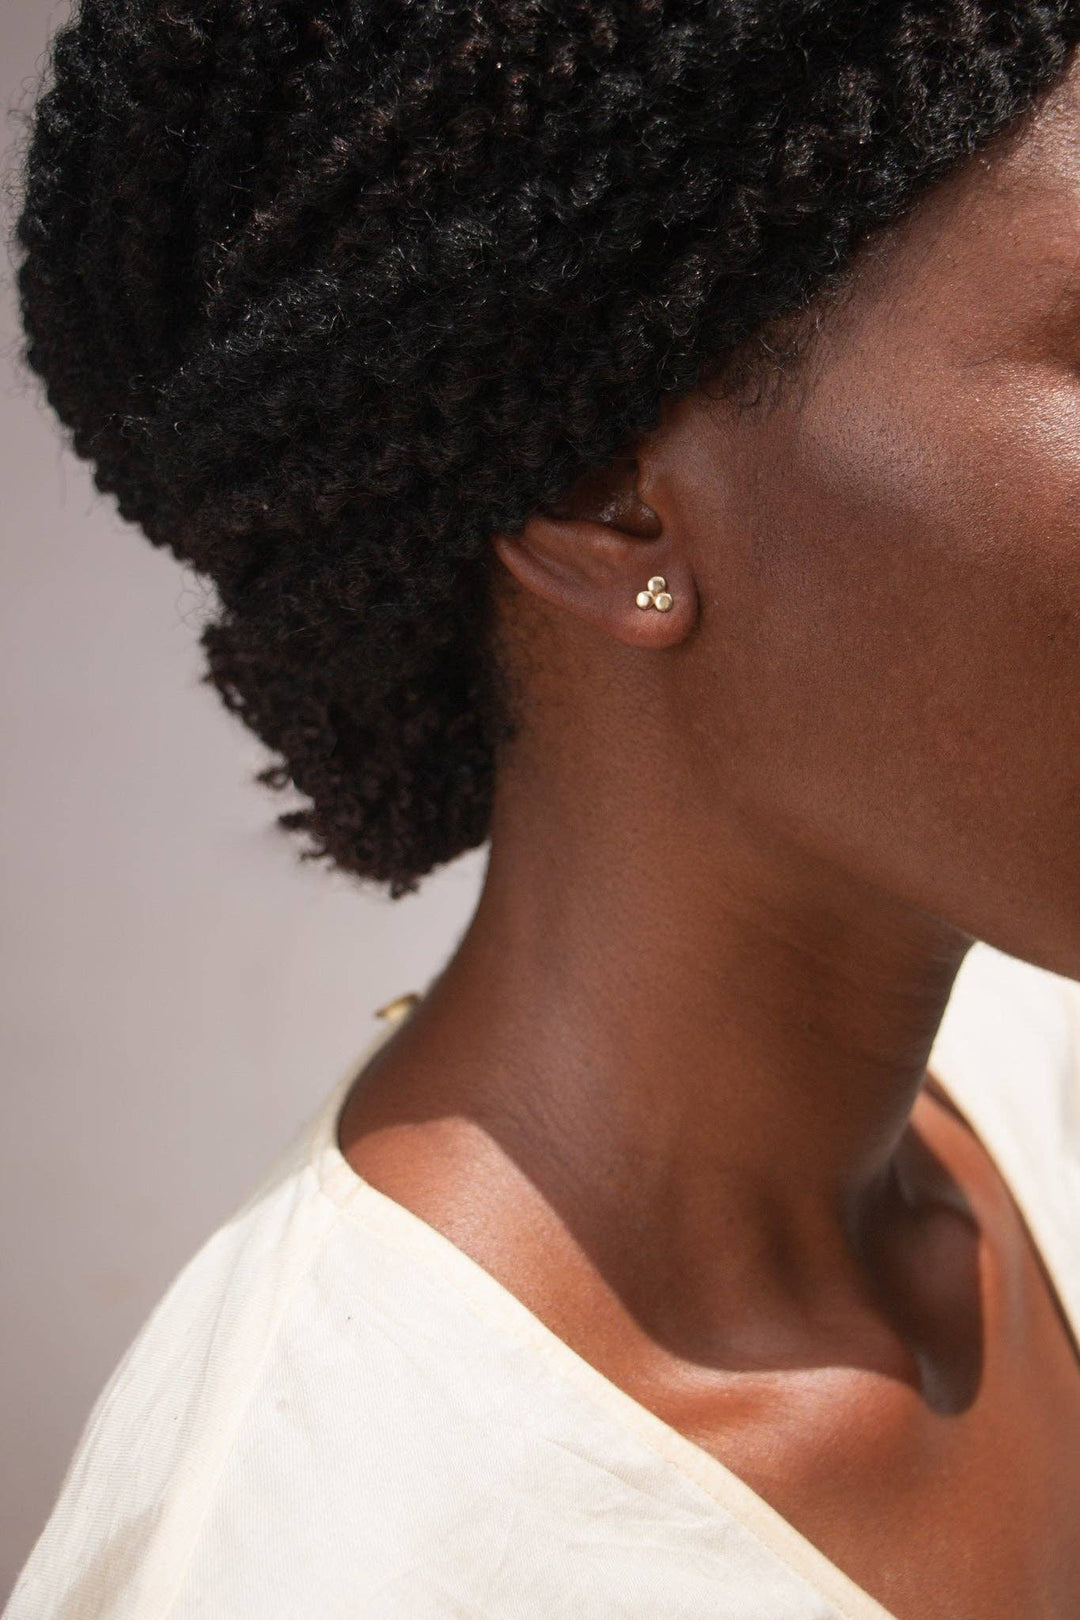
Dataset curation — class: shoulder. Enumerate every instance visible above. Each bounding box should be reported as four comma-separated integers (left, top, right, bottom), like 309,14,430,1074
928,943,1080,1280
933,941,1080,1125
5,1104,350,1620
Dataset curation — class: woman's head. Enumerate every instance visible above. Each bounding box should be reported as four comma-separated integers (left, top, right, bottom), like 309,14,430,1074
13,2,1080,943
493,55,1080,987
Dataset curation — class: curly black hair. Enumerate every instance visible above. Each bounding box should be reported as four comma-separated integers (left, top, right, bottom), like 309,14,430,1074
11,0,1080,897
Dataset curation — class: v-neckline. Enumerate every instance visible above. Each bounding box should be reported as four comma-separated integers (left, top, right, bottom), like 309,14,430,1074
320,967,1080,1620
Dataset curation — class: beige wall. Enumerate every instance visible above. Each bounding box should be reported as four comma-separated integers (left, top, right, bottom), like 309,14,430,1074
0,0,485,1593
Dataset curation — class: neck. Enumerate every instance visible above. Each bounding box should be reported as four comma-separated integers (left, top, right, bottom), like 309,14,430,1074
364,757,973,1361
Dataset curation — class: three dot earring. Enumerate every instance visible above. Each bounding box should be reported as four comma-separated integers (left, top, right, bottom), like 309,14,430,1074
635,574,673,612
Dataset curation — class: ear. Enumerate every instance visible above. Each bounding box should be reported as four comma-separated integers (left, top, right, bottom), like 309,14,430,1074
491,450,697,649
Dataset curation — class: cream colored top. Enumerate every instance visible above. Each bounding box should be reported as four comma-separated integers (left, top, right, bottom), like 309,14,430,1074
6,942,1080,1620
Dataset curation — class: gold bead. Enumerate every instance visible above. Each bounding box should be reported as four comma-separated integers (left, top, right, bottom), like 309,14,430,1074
653,591,673,612
635,589,653,609
647,575,667,594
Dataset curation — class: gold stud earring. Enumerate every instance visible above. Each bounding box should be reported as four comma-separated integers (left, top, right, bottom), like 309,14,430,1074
635,574,673,612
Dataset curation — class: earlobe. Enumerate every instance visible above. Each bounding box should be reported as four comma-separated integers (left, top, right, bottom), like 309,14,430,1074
616,567,696,649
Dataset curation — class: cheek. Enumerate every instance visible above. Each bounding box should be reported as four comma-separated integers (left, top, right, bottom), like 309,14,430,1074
704,367,1080,963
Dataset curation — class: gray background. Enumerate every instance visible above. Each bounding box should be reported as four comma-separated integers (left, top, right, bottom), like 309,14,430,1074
0,0,485,1593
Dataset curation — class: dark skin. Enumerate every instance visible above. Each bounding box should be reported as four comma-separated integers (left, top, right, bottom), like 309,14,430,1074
338,52,1080,1620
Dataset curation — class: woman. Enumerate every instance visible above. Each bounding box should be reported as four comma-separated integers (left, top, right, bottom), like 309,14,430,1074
7,2,1080,1616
